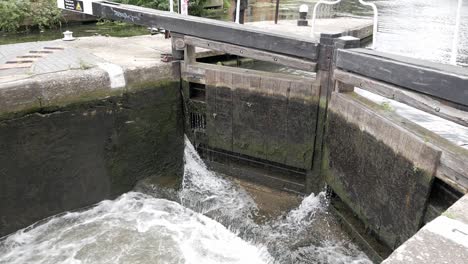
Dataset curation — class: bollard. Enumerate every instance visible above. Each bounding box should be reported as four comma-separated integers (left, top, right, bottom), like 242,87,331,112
297,5,309,26
62,31,75,41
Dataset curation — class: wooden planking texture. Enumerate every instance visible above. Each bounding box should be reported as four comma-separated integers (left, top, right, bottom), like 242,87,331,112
184,36,317,72
335,49,468,107
92,2,319,60
334,69,468,127
326,92,442,247
204,65,319,169
329,92,441,175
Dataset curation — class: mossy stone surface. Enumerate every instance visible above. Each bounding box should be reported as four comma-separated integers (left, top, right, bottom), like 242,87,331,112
0,81,183,237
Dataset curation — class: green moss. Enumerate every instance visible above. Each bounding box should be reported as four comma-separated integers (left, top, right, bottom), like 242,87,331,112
79,60,93,70
0,79,179,122
126,79,178,93
319,97,328,109
0,104,43,122
347,92,468,171
380,101,393,111
442,211,456,219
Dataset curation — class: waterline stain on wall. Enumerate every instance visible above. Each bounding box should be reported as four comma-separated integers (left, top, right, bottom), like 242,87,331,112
0,80,184,237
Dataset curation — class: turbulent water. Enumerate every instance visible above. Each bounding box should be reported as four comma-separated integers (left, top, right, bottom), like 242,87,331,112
0,138,371,264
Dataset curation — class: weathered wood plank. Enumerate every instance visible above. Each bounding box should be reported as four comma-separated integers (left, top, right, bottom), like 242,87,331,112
326,92,441,247
184,45,196,64
333,69,468,127
206,69,234,151
264,78,289,165
92,2,319,60
184,36,317,72
181,62,206,84
183,62,316,84
335,49,468,107
330,93,442,176
347,93,468,194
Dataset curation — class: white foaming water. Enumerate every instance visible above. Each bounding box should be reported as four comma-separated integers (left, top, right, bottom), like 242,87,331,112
0,137,372,264
179,136,258,223
179,137,372,264
0,192,271,264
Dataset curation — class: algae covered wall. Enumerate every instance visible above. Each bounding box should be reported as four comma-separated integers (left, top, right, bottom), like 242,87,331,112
322,92,439,249
0,64,184,237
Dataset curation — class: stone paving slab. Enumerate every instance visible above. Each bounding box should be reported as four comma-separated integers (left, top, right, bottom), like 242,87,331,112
32,47,106,74
0,42,47,64
0,35,172,84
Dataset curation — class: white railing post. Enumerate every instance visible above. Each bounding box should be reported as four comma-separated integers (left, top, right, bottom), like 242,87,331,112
311,0,378,49
451,0,463,65
170,0,174,12
311,0,342,38
358,0,378,49
181,0,188,15
235,0,241,24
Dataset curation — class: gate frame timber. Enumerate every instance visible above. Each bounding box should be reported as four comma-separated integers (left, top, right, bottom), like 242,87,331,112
90,1,320,61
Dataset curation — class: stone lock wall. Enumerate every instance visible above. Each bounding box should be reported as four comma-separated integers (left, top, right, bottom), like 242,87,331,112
0,63,184,237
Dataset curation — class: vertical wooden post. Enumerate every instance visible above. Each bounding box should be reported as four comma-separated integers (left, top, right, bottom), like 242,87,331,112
184,45,196,64
274,0,280,24
171,33,185,60
307,34,360,194
333,36,360,93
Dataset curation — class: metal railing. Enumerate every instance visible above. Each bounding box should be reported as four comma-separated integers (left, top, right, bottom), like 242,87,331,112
311,0,378,49
450,0,463,65
235,0,241,24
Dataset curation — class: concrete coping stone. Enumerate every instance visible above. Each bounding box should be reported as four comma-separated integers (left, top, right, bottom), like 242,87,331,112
0,62,179,120
328,92,441,176
383,194,468,264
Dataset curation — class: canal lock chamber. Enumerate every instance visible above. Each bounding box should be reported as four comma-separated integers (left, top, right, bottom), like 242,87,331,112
0,52,465,263
181,52,466,262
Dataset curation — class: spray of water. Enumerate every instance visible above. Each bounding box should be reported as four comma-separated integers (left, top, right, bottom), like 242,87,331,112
0,136,372,264
178,137,372,264
179,137,258,221
0,192,272,264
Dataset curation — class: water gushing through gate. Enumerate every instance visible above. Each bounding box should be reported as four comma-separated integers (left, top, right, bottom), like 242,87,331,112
0,137,371,264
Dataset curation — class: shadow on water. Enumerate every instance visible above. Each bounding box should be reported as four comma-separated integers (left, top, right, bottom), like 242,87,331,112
0,137,371,264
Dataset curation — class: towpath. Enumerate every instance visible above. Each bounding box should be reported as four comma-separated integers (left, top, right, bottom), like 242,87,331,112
0,35,172,84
